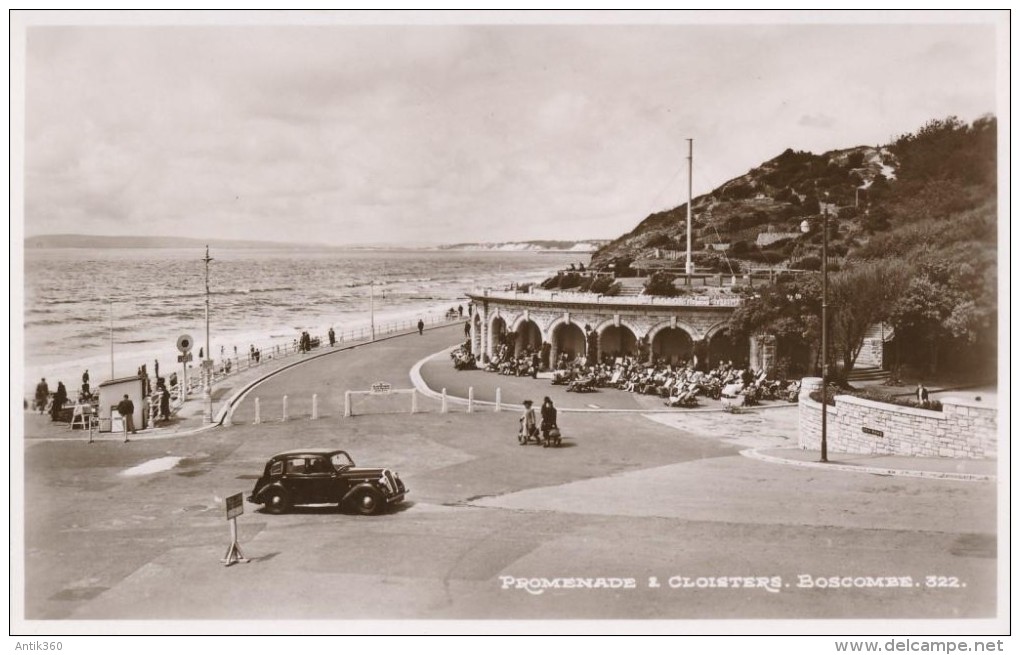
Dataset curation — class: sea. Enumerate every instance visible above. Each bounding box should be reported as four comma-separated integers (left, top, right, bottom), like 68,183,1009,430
21,248,586,393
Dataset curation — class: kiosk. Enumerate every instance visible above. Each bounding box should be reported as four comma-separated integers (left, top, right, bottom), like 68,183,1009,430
97,376,146,433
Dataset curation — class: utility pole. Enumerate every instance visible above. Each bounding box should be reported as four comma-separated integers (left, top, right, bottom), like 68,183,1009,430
370,280,375,341
686,138,694,281
202,246,214,423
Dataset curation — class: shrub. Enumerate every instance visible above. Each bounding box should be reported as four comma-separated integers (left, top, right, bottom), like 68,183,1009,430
809,388,943,411
645,232,676,249
643,271,681,297
558,273,583,289
588,276,616,295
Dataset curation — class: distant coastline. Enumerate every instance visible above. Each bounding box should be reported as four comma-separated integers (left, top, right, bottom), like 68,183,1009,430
25,234,608,253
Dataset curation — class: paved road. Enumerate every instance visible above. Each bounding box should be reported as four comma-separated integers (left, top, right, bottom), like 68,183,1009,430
20,324,1000,628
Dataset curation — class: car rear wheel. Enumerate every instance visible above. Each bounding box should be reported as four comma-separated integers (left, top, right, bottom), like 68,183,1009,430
264,488,291,514
349,487,384,516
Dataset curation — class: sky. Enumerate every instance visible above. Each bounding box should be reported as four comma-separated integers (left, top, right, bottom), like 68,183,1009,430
17,11,1002,246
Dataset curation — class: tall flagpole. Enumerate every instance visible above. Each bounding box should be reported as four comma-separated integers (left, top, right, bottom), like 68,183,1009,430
686,138,694,278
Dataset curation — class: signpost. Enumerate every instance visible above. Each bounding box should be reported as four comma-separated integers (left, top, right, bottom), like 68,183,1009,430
370,382,392,394
222,492,249,566
177,334,193,402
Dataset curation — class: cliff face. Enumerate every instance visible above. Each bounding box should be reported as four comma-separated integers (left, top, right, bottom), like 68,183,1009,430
590,144,897,271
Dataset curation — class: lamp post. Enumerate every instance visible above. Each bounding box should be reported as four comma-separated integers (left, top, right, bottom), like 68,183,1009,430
202,246,214,424
801,192,830,463
370,280,375,341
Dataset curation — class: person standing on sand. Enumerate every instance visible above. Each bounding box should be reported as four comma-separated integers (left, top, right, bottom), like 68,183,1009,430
417,319,425,335
35,378,49,414
117,394,136,434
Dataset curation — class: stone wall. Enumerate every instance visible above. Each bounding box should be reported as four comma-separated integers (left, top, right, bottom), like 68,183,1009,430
798,377,997,459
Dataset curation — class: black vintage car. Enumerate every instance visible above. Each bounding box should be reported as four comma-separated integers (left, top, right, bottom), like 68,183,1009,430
247,449,407,515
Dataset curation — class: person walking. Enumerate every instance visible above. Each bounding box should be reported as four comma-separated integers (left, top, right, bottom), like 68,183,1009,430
540,396,558,447
50,381,68,421
158,381,171,421
417,318,425,336
531,352,540,379
328,327,336,347
35,378,49,414
916,383,930,405
519,399,538,444
81,369,90,398
117,394,137,435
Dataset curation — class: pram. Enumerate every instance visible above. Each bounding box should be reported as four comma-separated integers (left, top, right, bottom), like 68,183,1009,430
566,376,597,393
518,421,541,445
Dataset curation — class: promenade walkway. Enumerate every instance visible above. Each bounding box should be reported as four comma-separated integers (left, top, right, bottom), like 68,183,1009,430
19,321,999,624
23,321,999,482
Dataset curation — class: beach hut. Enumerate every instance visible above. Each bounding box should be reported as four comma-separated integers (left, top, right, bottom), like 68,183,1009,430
97,376,146,433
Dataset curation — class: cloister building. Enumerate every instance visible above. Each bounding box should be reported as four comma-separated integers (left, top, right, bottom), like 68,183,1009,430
465,288,777,371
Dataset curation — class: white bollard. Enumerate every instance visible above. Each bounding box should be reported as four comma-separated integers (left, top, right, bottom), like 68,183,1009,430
282,395,288,422
411,390,418,414
441,388,448,414
495,387,501,413
312,393,319,420
344,391,352,418
468,387,474,413
254,397,261,425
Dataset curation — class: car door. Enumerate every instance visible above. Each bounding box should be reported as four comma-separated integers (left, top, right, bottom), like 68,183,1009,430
283,455,336,504
302,455,337,503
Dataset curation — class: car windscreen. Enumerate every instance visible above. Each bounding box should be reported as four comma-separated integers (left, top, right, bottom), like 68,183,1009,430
331,452,355,470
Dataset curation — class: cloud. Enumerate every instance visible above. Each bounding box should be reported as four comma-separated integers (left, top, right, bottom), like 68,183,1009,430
797,113,837,129
20,21,998,245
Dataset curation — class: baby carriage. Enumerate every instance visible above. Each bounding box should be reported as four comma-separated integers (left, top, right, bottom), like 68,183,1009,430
566,376,596,393
518,416,541,445
542,426,562,448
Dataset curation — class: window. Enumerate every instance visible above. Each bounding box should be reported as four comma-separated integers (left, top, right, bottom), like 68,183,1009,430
284,458,306,474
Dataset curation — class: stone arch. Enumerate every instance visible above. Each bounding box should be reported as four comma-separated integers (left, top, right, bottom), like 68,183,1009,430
489,314,509,361
512,318,543,358
705,323,751,370
599,323,638,361
647,320,703,344
549,319,586,367
649,326,695,366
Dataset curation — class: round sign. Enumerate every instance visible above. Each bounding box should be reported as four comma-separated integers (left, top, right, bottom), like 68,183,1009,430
177,334,194,353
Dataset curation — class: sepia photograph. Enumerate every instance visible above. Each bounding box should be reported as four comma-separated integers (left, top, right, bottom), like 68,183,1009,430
9,8,1010,645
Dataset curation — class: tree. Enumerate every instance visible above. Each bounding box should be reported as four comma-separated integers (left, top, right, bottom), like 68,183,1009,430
727,276,823,369
889,260,995,375
828,259,912,375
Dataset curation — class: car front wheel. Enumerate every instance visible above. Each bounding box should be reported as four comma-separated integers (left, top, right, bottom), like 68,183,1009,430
349,487,384,516
264,488,291,514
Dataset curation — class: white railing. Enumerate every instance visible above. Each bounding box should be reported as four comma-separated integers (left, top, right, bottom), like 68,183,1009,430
171,314,464,406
